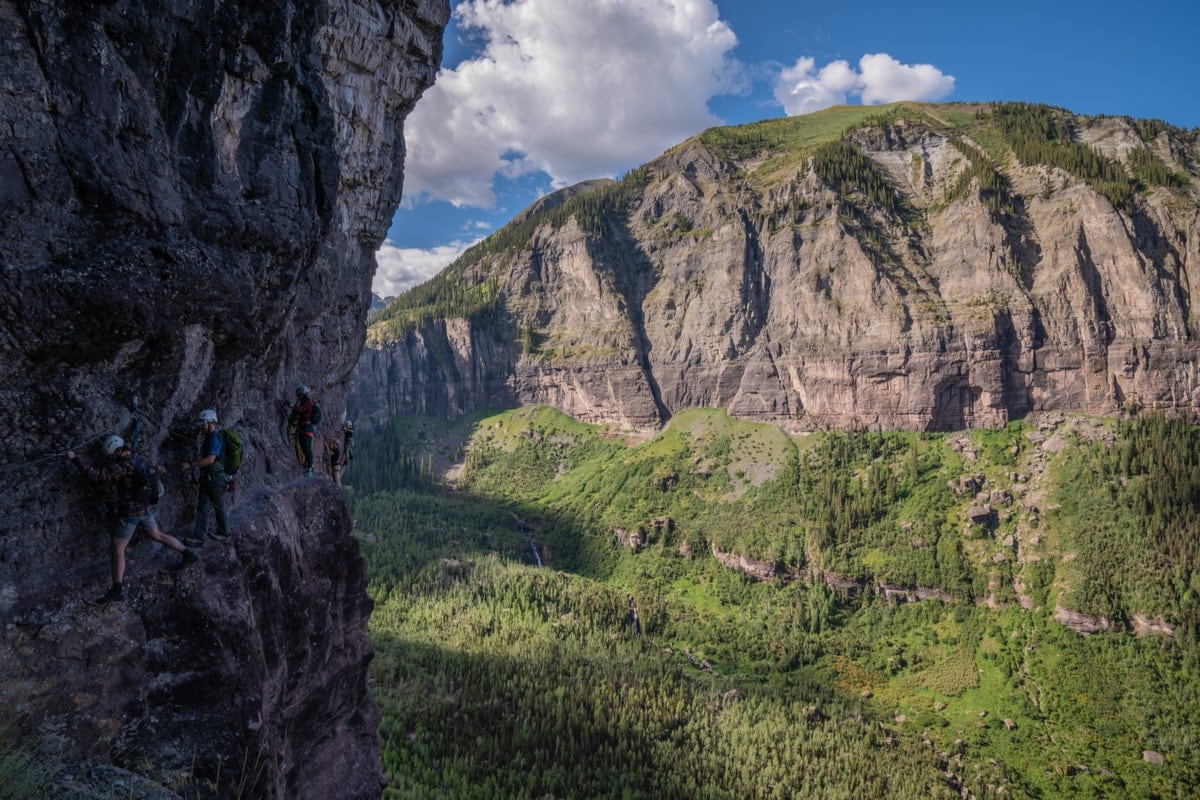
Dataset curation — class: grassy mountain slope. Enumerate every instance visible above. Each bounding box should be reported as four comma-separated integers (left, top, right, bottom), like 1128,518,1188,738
350,408,1200,799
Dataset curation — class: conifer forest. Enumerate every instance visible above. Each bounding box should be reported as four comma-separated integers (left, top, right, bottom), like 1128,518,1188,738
348,407,1200,799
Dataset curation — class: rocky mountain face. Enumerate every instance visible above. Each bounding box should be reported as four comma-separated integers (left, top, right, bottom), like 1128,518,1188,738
353,104,1200,432
0,1,447,797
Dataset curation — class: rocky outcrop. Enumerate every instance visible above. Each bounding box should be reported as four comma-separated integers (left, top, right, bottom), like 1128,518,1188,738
352,106,1200,432
1,483,377,798
0,0,448,797
1055,606,1112,635
878,583,955,604
1132,614,1176,638
712,545,779,583
614,527,647,551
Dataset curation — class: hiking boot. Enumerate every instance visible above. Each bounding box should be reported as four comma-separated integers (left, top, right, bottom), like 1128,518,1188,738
303,468,314,478
168,549,201,572
209,530,230,542
91,585,124,606
183,536,205,548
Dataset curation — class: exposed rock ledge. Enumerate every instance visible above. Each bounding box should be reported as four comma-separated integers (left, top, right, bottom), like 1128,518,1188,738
1055,606,1112,635
716,551,1167,639
712,545,780,583
1,482,378,798
713,553,957,605
1132,614,1176,637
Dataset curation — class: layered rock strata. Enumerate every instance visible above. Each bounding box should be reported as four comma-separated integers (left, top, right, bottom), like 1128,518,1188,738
0,0,448,797
353,109,1200,432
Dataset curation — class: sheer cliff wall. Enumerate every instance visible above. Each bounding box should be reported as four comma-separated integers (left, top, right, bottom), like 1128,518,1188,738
0,1,448,797
352,109,1200,432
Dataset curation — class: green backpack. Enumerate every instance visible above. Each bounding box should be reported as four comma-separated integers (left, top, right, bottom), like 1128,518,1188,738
222,428,244,475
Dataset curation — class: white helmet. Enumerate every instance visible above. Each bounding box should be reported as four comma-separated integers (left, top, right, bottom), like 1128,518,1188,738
296,385,310,396
103,435,125,456
195,409,218,426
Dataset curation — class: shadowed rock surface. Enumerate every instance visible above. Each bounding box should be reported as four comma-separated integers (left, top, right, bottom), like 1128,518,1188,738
0,1,448,797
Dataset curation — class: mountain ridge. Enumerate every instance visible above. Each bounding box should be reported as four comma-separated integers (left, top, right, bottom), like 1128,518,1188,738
351,101,1200,432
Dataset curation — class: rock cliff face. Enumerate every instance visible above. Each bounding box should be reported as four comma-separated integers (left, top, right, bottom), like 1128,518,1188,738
353,105,1200,432
0,1,447,797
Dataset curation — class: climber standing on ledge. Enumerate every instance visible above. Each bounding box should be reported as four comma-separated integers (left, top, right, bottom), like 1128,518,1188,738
341,420,354,470
324,433,344,486
287,386,321,478
182,408,230,546
68,436,199,605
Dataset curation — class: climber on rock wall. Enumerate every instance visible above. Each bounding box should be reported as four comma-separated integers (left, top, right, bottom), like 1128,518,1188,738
68,436,199,605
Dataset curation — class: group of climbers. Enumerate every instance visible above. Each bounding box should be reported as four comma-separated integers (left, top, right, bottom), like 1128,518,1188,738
67,385,354,606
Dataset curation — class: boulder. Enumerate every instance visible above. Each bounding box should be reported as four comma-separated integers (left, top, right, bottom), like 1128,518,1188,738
1055,606,1111,635
967,505,994,524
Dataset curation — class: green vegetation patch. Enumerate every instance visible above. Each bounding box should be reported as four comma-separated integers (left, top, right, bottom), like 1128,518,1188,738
364,527,959,800
354,410,1200,798
698,103,925,163
367,276,502,345
1050,413,1200,623
984,103,1138,208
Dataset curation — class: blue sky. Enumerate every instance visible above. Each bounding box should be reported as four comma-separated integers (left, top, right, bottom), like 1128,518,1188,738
375,0,1200,296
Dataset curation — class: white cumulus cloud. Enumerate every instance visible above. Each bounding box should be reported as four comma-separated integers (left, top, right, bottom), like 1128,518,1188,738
774,52,954,116
404,0,741,209
373,240,475,297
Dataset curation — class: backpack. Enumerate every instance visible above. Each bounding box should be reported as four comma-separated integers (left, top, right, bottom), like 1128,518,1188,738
310,404,322,425
221,428,244,475
129,454,162,505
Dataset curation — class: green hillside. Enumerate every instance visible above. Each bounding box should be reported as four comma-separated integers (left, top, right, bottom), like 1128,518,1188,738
350,408,1200,799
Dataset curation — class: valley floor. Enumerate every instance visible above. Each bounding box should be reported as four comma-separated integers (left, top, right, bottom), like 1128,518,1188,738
350,408,1200,799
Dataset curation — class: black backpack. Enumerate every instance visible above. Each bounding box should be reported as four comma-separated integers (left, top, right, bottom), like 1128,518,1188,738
129,454,162,505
